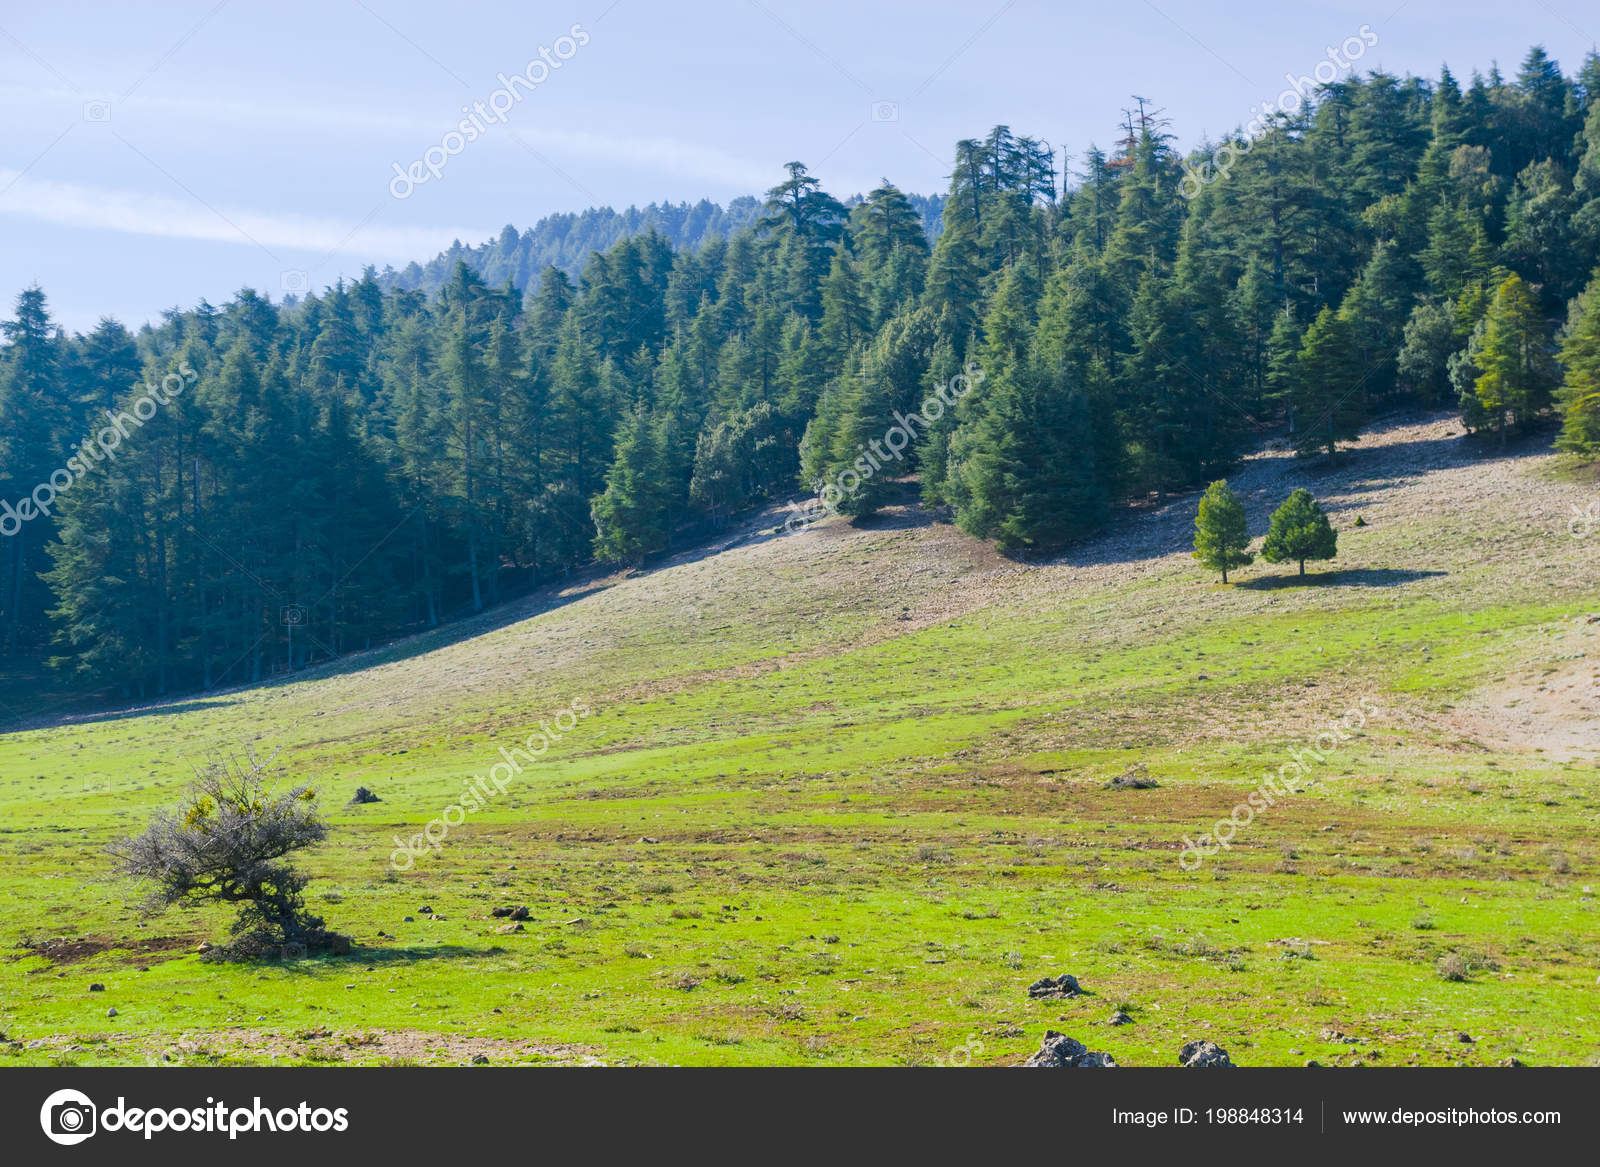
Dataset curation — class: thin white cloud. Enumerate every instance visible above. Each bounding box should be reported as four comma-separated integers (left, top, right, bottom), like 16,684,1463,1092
0,84,781,191
0,169,489,260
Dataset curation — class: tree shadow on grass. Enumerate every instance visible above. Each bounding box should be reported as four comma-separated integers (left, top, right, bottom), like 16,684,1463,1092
1236,567,1446,590
270,943,507,973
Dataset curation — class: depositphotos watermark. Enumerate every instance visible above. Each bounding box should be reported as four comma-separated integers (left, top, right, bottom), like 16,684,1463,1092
783,361,984,534
2,364,197,537
40,1087,348,1145
1178,697,1380,870
1179,25,1378,198
389,24,590,199
1568,498,1599,539
390,697,592,870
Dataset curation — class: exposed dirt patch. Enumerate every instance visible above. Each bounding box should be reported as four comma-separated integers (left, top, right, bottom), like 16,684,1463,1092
14,934,197,968
13,1028,607,1066
14,937,109,965
1448,625,1600,760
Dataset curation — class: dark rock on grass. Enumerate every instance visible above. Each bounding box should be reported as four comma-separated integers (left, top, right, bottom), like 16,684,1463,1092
417,905,433,915
347,786,381,805
495,923,525,934
1179,1040,1236,1067
470,1054,490,1065
1108,1009,1132,1026
1500,1057,1526,1067
490,905,531,920
1104,763,1159,790
1023,1031,1116,1067
1027,973,1083,999
88,983,105,992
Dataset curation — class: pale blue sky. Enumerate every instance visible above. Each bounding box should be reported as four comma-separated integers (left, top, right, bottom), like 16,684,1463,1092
2,0,1595,331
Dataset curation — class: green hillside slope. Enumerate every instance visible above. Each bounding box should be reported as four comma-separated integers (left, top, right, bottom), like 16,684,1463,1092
2,414,1597,1067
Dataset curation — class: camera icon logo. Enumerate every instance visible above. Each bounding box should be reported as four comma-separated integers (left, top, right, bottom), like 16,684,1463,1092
280,270,309,295
40,1088,97,1145
280,603,307,627
870,100,899,122
83,101,112,122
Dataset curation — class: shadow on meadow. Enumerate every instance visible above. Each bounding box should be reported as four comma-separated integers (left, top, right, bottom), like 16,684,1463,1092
1236,567,1447,590
268,942,506,973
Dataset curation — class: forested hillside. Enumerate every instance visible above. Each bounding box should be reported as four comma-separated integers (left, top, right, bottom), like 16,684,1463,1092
372,192,947,299
5,47,1600,700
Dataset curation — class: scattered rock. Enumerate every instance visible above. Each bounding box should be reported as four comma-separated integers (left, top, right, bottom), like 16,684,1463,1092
1179,1040,1235,1067
496,923,525,934
347,786,381,805
88,983,105,992
1108,1010,1133,1026
1304,1059,1322,1067
402,916,415,923
470,1054,490,1065
1104,764,1159,790
1457,1031,1474,1043
491,905,530,920
418,905,433,915
1027,973,1083,999
1320,1027,1360,1044
1022,1031,1116,1067
106,1008,118,1018
1500,1057,1525,1067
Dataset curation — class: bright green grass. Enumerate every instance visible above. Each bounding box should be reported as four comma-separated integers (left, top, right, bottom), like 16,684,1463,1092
2,462,1598,1067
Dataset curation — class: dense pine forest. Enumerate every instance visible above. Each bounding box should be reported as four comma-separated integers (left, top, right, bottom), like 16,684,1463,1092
374,191,946,299
5,47,1600,700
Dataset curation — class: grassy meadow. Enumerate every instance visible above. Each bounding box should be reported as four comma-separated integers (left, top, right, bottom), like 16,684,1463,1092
2,415,1597,1067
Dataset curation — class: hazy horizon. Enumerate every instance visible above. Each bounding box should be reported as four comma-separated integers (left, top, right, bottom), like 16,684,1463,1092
3,0,1596,331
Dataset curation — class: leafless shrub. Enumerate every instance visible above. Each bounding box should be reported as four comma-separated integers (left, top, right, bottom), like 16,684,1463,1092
109,754,332,960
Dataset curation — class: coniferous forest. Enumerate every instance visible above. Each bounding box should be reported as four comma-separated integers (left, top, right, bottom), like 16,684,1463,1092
6,47,1600,700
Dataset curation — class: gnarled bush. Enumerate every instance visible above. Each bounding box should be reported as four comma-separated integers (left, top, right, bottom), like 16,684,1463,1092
111,757,333,960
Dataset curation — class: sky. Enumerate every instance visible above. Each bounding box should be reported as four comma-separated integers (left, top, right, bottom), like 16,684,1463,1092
2,0,1596,332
